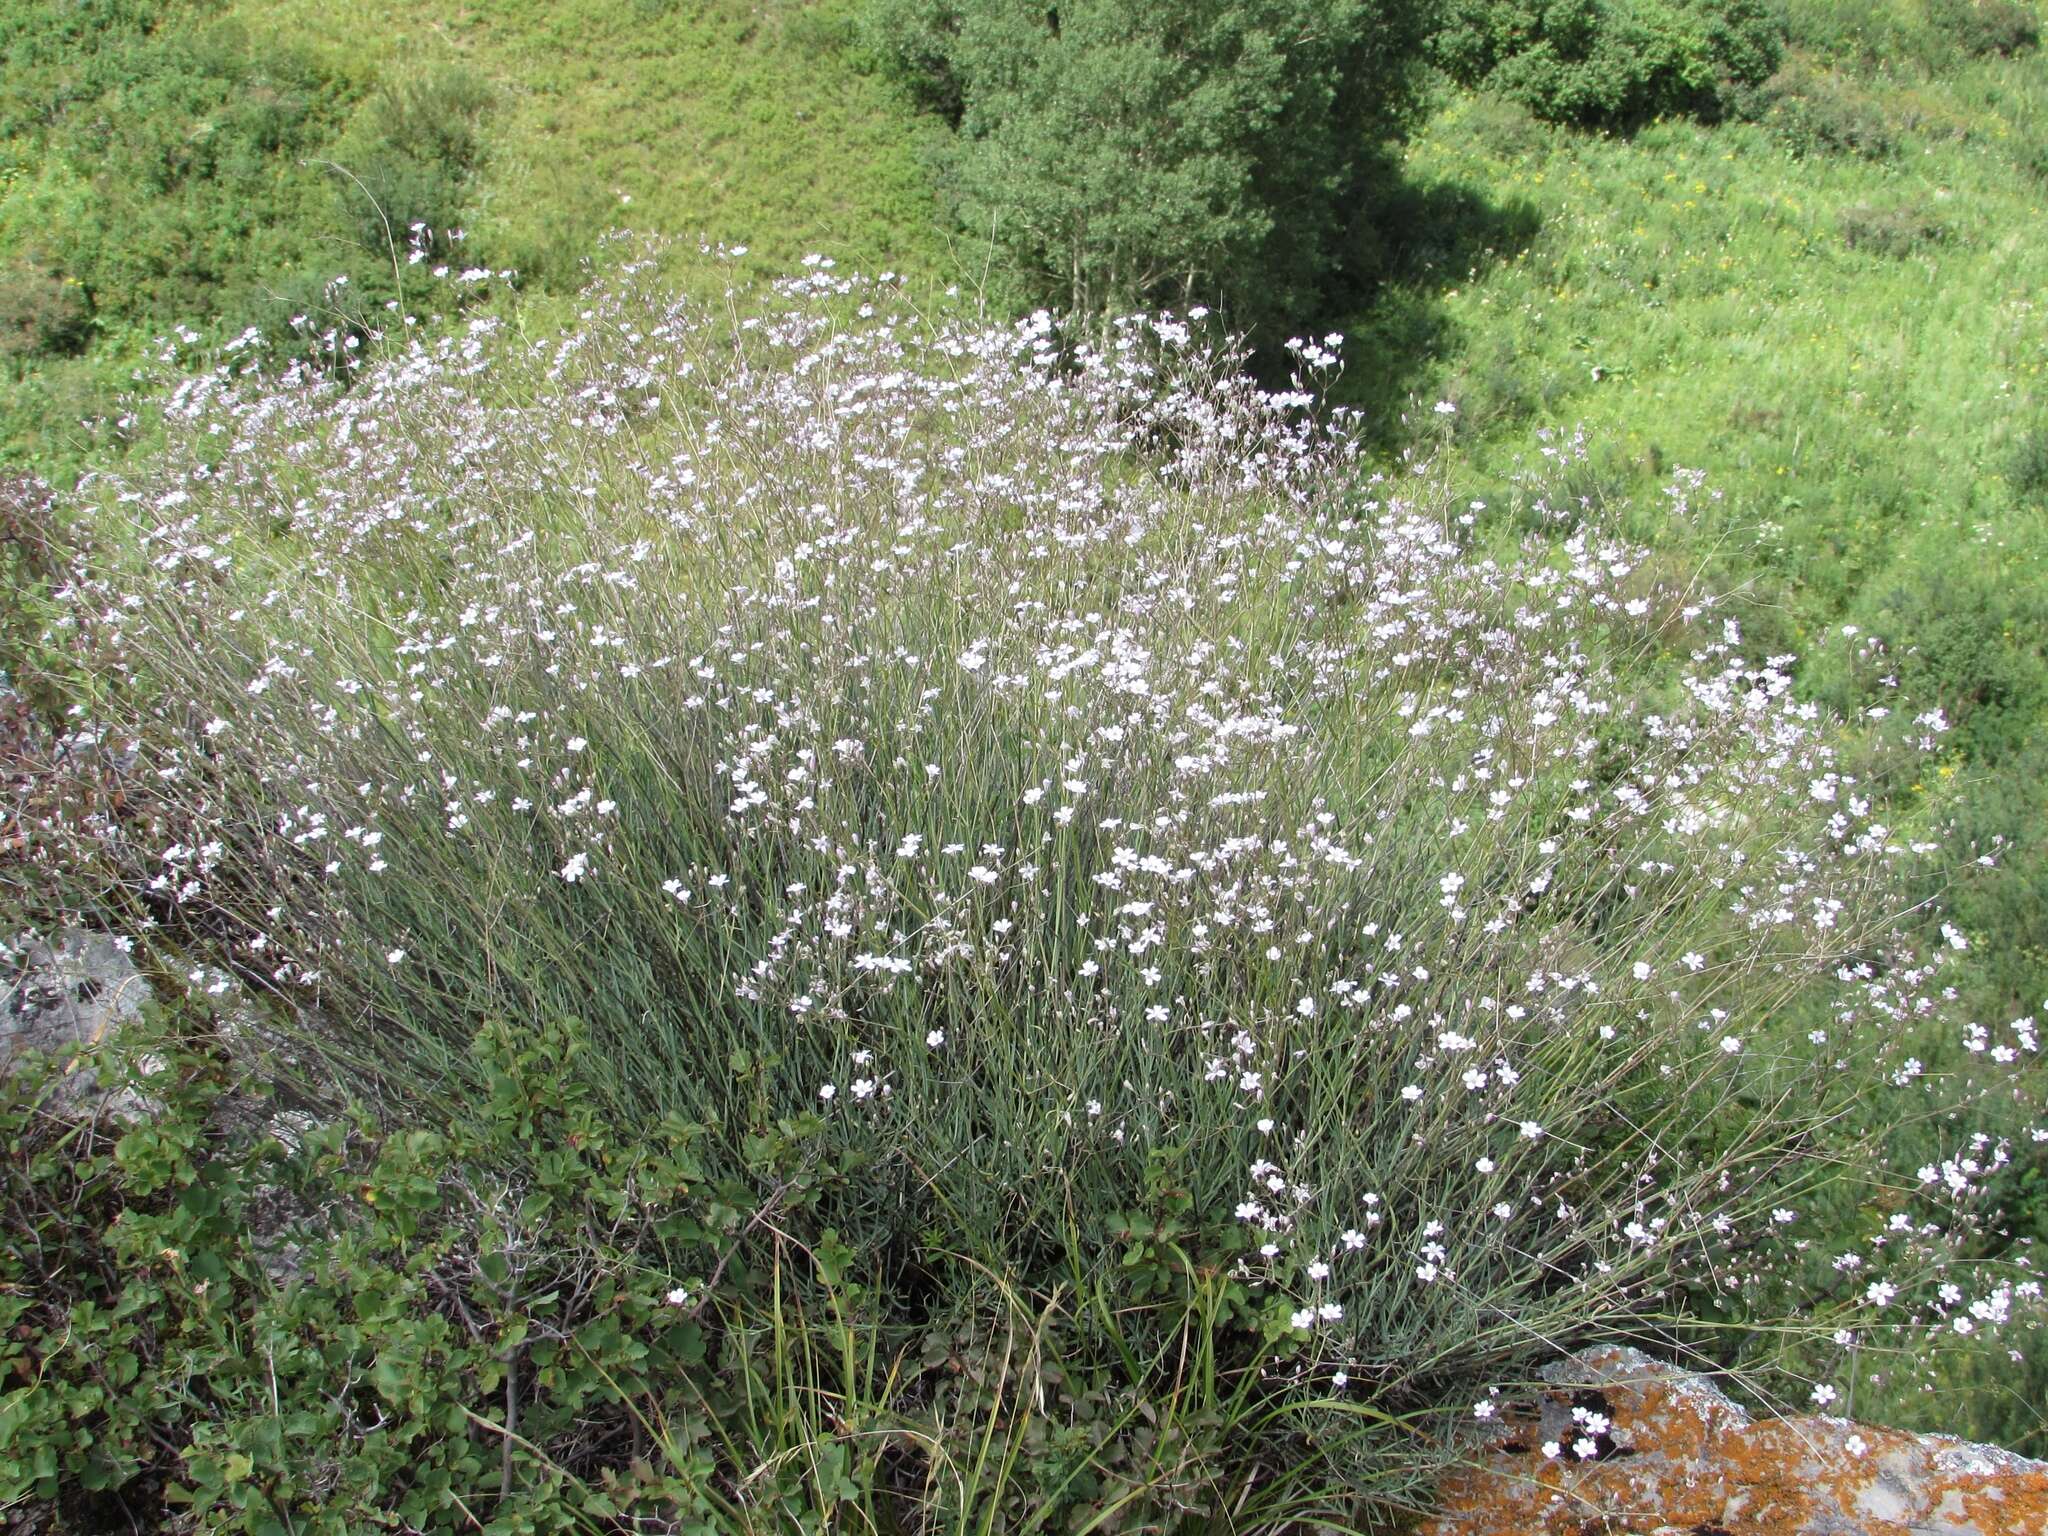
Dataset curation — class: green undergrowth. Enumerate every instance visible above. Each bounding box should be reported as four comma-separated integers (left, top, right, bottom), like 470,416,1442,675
0,0,949,478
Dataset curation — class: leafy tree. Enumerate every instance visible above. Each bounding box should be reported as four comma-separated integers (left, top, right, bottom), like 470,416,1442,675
864,0,1434,335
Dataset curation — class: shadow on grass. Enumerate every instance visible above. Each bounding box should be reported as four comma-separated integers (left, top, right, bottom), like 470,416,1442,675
1293,163,1542,450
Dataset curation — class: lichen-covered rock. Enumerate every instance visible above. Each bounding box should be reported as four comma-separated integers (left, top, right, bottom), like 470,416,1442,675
1,928,151,1111
1425,1346,2048,1536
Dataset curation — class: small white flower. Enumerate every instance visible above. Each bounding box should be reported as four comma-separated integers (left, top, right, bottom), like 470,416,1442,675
666,1287,690,1307
926,1028,945,1048
386,948,406,965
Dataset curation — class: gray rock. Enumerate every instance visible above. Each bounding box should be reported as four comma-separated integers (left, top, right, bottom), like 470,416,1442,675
3,928,154,1114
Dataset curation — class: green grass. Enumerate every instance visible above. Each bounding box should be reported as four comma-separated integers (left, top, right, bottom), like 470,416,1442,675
1340,7,2048,1029
1355,45,2048,644
222,0,951,287
0,0,950,477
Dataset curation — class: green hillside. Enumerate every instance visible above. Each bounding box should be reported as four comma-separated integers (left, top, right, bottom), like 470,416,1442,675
1351,6,2048,1031
0,0,945,470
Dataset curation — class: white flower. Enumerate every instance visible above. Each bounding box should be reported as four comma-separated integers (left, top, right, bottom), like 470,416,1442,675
559,851,590,882
926,1028,945,1048
565,736,587,752
386,948,406,965
818,1084,836,1101
665,1287,690,1307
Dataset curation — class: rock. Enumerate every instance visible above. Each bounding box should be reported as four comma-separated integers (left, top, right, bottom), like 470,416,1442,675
1425,1346,2048,1536
2,928,152,1114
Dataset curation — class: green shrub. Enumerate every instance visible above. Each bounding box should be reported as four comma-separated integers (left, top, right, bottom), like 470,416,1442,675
2010,416,2048,505
0,261,91,361
1737,58,1899,158
1931,0,2041,57
1460,91,1553,159
1838,199,1952,255
1432,0,1785,127
0,3,355,333
861,0,1435,335
0,1005,748,1529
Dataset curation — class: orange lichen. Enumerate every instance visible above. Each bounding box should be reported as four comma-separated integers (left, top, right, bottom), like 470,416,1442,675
1423,1348,2048,1536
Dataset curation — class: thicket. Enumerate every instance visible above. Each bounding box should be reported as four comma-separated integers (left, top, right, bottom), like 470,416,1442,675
1430,0,1784,126
860,0,1434,336
8,263,2037,1526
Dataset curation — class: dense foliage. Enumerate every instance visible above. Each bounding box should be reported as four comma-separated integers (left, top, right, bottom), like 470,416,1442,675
1431,0,1783,125
863,0,1433,334
6,261,2038,1526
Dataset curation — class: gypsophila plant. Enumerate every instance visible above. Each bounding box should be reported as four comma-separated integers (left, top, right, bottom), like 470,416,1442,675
20,247,2044,1525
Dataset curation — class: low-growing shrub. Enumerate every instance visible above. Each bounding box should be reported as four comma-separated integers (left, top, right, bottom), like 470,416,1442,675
24,259,2045,1523
0,261,92,361
1432,0,1785,127
2010,416,2048,505
1736,59,1898,158
1838,199,1953,255
1931,0,2042,57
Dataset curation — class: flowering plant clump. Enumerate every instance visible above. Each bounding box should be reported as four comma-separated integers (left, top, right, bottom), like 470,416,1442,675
21,250,2043,1522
